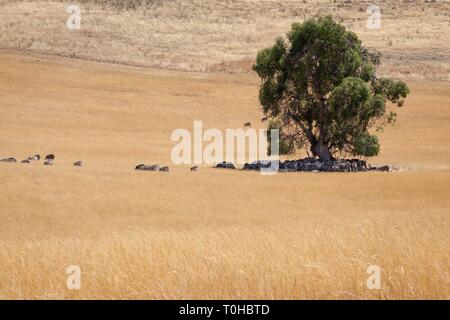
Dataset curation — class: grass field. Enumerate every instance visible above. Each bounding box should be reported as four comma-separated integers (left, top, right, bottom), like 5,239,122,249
0,50,449,299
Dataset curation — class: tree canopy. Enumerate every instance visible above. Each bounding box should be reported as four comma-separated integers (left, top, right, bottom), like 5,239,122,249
253,16,409,161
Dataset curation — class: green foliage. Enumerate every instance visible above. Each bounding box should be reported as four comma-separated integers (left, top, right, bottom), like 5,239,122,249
353,133,380,157
372,78,409,106
253,16,410,160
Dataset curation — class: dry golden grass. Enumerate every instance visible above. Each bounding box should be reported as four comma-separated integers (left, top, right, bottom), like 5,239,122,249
0,0,449,80
0,50,449,299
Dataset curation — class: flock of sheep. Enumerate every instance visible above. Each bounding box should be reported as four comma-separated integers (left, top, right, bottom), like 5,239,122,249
135,164,200,172
0,154,202,172
1,122,270,172
0,154,83,166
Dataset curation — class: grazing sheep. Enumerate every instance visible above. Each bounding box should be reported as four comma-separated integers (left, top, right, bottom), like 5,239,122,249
0,157,17,163
148,165,161,171
244,122,251,127
216,161,235,169
28,154,40,161
45,154,55,161
135,164,167,171
135,164,147,170
44,159,53,166
73,161,83,167
190,166,199,171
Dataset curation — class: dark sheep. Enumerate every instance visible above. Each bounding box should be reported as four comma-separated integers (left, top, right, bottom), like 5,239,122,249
135,164,147,170
216,161,235,169
135,164,168,172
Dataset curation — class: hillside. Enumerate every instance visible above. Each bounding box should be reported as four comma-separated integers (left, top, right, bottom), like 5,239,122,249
0,0,449,80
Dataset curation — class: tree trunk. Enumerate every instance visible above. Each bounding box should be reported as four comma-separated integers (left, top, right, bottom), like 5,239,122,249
311,141,333,161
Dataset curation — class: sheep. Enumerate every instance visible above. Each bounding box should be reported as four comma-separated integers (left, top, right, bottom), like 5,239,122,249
45,154,55,161
216,161,235,169
28,154,40,161
135,164,147,170
135,164,168,172
148,165,161,171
